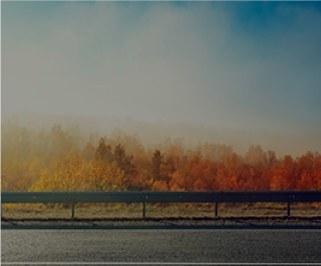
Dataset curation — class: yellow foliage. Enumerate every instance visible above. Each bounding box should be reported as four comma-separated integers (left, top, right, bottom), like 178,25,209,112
30,153,125,191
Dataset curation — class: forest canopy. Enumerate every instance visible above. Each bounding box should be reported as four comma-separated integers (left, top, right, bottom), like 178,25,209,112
2,123,321,192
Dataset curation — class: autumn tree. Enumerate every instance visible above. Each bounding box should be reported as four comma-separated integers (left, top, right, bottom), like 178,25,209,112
3,121,321,193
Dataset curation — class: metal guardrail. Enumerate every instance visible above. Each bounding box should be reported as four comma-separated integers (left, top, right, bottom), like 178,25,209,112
2,191,321,219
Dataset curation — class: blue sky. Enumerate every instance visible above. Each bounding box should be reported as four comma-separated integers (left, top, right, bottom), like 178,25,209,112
2,2,321,154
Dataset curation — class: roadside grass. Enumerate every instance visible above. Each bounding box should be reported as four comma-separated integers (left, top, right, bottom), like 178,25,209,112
2,202,321,219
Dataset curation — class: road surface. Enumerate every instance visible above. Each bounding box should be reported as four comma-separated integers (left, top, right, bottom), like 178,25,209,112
2,229,321,264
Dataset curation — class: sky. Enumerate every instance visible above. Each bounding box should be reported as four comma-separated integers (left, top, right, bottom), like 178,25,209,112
2,2,321,155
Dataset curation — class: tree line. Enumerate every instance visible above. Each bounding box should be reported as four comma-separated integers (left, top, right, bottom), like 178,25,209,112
2,124,321,191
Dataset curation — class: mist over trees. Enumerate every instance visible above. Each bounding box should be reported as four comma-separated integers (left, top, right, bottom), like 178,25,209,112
2,123,321,192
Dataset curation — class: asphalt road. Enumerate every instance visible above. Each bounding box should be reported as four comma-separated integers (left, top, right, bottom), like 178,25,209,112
2,229,321,264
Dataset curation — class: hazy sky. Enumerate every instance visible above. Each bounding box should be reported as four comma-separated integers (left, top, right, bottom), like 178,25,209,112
2,2,321,154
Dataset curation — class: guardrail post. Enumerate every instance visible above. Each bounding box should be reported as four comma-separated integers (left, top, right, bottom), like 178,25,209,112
142,201,146,219
214,202,219,217
71,203,76,219
287,201,291,217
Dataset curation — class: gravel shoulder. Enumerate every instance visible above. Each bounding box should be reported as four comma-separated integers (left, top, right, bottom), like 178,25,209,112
3,216,321,229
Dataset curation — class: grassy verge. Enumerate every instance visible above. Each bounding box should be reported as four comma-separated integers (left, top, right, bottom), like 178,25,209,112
2,202,321,219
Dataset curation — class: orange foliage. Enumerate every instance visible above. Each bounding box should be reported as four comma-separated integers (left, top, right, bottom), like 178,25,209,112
2,124,321,192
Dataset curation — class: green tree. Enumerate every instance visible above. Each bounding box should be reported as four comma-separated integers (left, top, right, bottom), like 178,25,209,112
151,150,162,181
95,138,113,162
